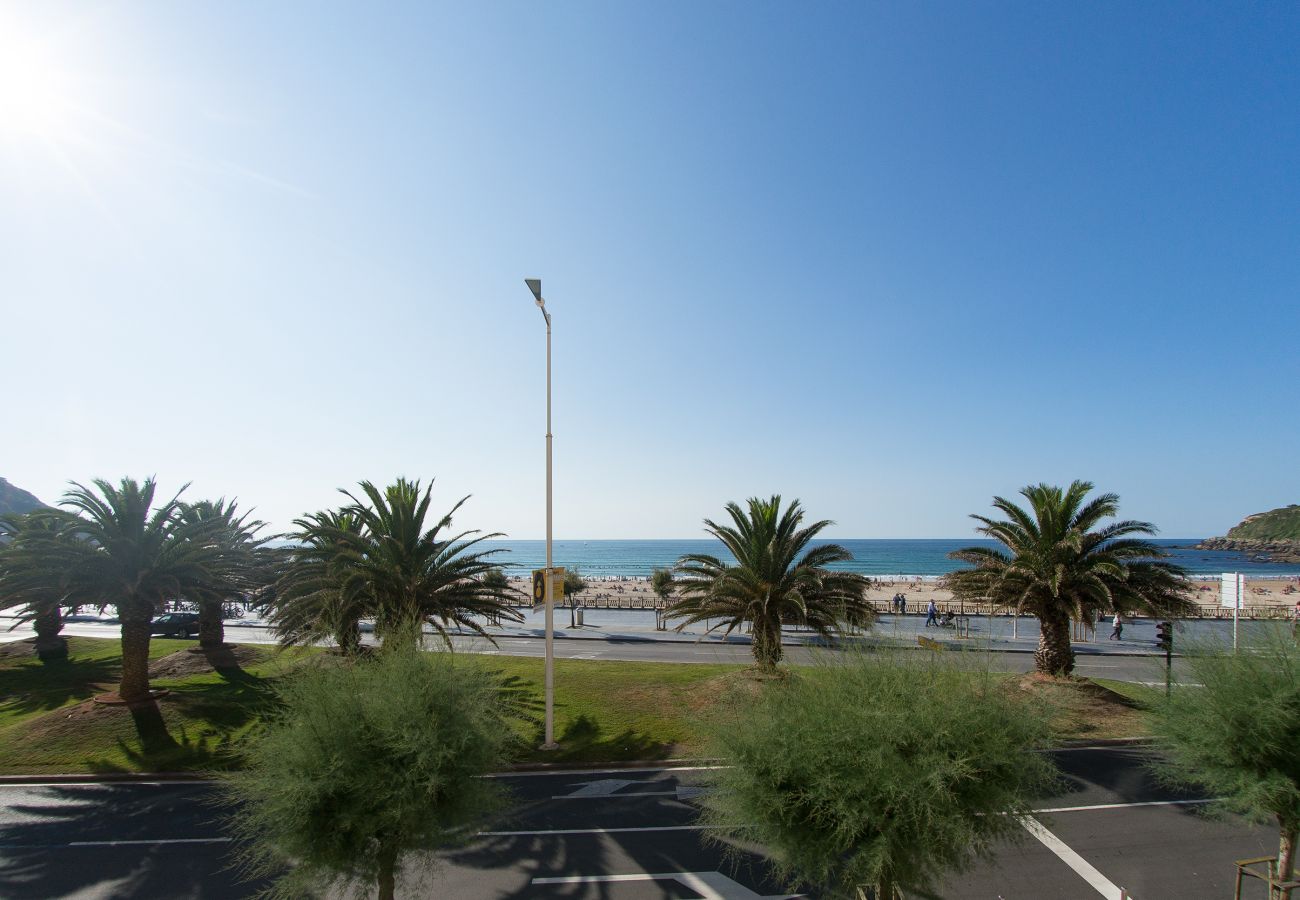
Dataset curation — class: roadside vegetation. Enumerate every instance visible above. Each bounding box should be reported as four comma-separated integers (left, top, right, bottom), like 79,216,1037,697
1,636,1153,776
701,651,1059,899
946,481,1195,677
223,640,510,900
1149,628,1300,899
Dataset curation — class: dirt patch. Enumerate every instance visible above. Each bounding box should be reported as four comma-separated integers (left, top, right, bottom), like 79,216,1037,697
0,639,40,662
1007,673,1147,740
21,698,130,742
149,645,269,679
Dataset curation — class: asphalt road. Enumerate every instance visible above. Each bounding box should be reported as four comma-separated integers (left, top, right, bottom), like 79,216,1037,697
0,618,1188,684
0,747,1276,899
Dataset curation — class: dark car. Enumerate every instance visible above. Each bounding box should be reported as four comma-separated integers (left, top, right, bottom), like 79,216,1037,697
151,612,200,638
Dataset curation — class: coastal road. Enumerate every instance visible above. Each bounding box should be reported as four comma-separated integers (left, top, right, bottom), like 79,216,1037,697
0,616,1186,684
0,747,1277,898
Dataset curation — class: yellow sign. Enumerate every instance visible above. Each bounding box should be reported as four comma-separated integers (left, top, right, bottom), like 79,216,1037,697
531,568,566,607
917,635,945,651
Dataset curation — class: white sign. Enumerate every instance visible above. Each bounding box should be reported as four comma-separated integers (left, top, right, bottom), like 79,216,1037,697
1221,573,1244,609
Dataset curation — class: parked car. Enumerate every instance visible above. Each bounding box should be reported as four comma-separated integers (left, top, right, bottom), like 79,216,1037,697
151,612,200,638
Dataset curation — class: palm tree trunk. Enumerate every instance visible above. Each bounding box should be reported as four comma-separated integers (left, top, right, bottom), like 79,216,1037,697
376,841,398,900
198,598,225,650
336,618,360,656
1034,608,1074,677
1273,819,1297,900
33,605,68,662
751,614,784,670
119,614,154,702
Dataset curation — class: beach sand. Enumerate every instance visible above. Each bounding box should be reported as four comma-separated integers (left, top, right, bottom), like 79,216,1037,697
509,574,1300,610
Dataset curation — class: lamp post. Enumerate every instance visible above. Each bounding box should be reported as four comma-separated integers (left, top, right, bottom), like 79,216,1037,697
526,277,558,750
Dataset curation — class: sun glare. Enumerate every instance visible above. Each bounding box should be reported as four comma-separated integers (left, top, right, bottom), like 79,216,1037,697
0,19,78,141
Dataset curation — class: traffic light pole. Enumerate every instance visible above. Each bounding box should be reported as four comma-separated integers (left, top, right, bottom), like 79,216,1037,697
1157,620,1173,697
1170,637,1180,697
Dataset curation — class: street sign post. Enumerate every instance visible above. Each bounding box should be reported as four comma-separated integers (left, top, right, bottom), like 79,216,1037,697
1221,572,1244,651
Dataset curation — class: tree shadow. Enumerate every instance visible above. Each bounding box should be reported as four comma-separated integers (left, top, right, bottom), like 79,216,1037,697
1046,746,1199,805
0,782,263,899
81,678,280,775
528,714,675,764
0,655,120,718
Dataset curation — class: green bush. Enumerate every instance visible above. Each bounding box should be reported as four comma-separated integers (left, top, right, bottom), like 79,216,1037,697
1150,628,1300,898
222,643,510,899
701,652,1058,899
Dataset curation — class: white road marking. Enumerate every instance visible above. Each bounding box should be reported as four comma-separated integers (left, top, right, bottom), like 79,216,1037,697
67,837,232,846
1021,815,1129,899
480,824,724,836
559,778,639,797
0,781,216,789
488,764,728,779
1034,798,1215,814
552,789,679,800
531,871,796,899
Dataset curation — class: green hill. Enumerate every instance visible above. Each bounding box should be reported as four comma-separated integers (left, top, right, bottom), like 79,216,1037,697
0,478,45,517
1226,505,1300,542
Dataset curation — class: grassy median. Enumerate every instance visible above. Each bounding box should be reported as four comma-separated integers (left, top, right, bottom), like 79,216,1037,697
0,637,1150,775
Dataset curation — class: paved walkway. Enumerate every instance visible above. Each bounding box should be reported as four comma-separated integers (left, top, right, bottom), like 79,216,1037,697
37,608,1284,658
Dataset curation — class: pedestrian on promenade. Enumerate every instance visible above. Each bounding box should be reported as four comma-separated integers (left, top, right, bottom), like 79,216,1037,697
925,599,939,627
1109,611,1124,641
900,594,907,614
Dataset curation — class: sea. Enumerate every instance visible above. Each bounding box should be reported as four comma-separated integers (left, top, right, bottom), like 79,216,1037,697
480,539,1300,579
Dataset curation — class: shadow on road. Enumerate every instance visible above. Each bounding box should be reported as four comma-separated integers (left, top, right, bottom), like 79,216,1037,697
0,783,265,899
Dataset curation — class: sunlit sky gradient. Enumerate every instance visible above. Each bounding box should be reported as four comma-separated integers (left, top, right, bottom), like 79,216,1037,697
2,2,1298,539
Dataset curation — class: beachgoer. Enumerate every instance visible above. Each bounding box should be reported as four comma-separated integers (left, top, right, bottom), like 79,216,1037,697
900,594,907,614
925,599,939,627
1109,611,1124,641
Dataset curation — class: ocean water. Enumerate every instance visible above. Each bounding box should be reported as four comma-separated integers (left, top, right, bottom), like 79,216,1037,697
479,539,1300,578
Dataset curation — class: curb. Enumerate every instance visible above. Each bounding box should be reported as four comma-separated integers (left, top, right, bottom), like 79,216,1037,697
0,759,723,786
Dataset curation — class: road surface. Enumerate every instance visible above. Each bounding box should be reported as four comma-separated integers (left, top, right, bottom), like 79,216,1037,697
0,746,1276,898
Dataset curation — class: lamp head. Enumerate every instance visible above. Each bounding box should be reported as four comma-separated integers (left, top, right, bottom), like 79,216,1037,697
525,278,543,307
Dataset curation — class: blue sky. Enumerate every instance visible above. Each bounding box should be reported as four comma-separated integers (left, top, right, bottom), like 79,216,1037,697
2,1,1297,539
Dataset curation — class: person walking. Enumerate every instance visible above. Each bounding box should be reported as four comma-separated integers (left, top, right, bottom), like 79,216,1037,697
900,594,907,614
925,598,939,628
1109,610,1124,641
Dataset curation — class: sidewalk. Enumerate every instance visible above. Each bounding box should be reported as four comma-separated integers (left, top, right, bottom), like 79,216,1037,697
17,610,1266,658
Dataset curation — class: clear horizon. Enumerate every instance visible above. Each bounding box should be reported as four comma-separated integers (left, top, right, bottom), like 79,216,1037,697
2,2,1297,538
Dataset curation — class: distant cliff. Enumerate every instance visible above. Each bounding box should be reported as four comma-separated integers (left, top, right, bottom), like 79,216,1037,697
0,478,45,517
1196,505,1300,563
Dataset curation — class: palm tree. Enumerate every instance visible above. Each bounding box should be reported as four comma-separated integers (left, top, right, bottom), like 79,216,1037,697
650,567,675,631
272,509,370,655
51,478,225,702
649,568,675,606
273,479,522,651
0,511,75,662
178,499,272,650
668,495,874,671
946,481,1194,677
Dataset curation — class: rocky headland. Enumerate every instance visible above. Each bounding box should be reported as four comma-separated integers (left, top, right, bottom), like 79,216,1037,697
0,478,45,517
1195,504,1300,563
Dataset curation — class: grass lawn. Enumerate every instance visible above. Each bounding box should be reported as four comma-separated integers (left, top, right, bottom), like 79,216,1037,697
0,637,1154,775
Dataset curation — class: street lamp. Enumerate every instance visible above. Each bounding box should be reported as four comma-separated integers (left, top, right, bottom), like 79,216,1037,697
526,277,558,751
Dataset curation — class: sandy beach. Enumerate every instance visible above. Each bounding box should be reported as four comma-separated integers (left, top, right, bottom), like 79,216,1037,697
509,574,1300,612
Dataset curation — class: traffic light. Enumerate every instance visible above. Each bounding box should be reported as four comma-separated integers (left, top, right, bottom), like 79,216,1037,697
1156,621,1173,653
